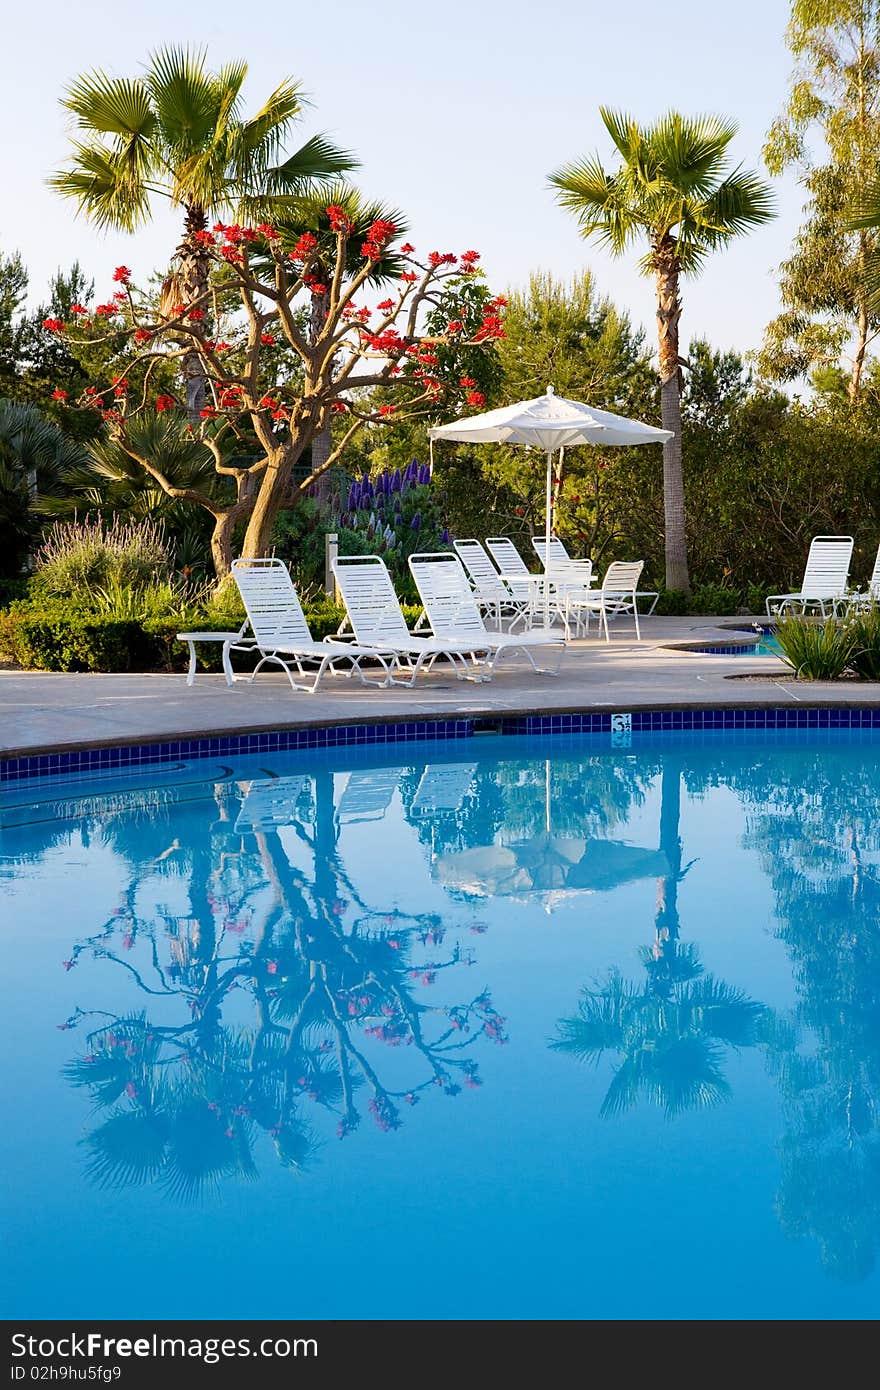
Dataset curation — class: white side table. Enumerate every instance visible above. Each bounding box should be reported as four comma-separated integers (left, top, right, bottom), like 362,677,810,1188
176,630,255,686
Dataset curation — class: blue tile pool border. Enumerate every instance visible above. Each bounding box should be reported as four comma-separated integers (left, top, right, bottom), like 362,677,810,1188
5,705,880,783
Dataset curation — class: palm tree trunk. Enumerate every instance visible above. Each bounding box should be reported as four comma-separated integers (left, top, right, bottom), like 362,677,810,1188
163,205,211,426
655,242,690,593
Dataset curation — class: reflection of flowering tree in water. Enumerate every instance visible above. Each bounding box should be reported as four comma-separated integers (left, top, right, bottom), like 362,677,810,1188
553,759,766,1118
59,772,505,1201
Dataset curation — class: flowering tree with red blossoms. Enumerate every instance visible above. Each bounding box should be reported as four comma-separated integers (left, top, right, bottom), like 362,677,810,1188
44,209,504,579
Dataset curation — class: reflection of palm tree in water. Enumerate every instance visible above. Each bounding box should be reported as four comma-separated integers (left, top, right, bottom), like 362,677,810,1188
61,773,505,1201
554,758,766,1117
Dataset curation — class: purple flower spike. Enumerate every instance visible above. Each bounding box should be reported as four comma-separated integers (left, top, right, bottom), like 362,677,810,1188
410,511,422,532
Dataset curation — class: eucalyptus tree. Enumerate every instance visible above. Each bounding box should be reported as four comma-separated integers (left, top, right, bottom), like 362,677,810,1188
762,1,880,399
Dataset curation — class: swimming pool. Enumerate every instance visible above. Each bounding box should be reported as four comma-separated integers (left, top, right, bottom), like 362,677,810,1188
2,728,879,1321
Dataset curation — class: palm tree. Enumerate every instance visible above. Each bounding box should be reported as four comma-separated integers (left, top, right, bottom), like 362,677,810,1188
0,398,87,575
50,47,356,423
550,110,773,592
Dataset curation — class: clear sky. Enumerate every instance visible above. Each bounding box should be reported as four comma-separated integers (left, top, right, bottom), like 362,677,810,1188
2,0,805,358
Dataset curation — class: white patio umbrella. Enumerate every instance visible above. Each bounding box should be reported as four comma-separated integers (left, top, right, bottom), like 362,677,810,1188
429,388,672,621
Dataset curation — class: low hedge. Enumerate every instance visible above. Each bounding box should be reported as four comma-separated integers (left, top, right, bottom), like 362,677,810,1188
0,597,425,674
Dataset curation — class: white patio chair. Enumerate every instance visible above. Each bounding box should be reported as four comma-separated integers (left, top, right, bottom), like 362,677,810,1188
332,554,493,685
766,536,854,617
533,535,659,614
231,557,394,692
844,541,880,612
453,539,532,630
408,552,566,675
567,561,645,641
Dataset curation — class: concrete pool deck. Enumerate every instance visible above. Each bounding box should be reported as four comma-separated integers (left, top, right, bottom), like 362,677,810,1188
4,614,880,760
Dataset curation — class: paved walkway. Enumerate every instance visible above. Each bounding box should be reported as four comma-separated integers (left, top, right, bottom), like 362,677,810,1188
3,616,879,758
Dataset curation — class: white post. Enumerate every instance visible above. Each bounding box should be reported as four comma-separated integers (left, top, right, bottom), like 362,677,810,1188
543,450,553,628
325,531,339,601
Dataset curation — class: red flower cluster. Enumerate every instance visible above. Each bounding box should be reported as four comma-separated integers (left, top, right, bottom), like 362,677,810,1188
94,303,117,317
133,327,152,342
474,306,505,341
376,298,394,312
219,385,244,408
260,332,276,346
460,250,480,265
366,328,407,355
400,242,415,254
459,376,476,387
258,395,279,409
290,231,317,262
361,218,397,260
256,222,279,240
215,340,233,352
305,280,328,296
342,304,372,323
466,390,486,407
70,303,88,315
155,395,176,412
379,404,396,416
112,376,128,397
187,307,205,322
399,270,417,283
42,318,64,333
200,406,217,419
331,401,348,413
326,204,353,233
446,320,463,334
428,251,457,267
51,388,68,401
112,266,131,284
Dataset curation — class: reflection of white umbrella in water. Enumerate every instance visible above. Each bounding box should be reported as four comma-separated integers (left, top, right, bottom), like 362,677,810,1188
429,389,671,624
432,762,670,909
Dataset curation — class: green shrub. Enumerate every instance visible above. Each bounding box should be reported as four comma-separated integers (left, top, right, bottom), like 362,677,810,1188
776,617,857,680
0,602,160,672
32,517,172,601
846,606,880,681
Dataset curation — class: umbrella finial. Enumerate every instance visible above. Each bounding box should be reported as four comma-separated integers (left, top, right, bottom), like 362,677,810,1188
547,384,555,395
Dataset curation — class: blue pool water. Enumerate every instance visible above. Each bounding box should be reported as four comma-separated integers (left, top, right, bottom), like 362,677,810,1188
2,730,879,1321
686,632,783,658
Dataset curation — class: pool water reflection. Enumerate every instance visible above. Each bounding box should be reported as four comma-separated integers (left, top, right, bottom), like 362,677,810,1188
1,732,879,1319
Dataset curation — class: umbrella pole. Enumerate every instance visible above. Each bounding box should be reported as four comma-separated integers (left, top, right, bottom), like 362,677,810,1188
544,449,553,628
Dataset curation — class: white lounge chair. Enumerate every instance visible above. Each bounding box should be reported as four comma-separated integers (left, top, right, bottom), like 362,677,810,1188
564,560,645,640
332,554,493,685
336,768,400,824
231,557,394,692
234,776,307,833
409,763,477,819
453,539,531,630
408,552,566,675
485,537,531,582
766,536,854,617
